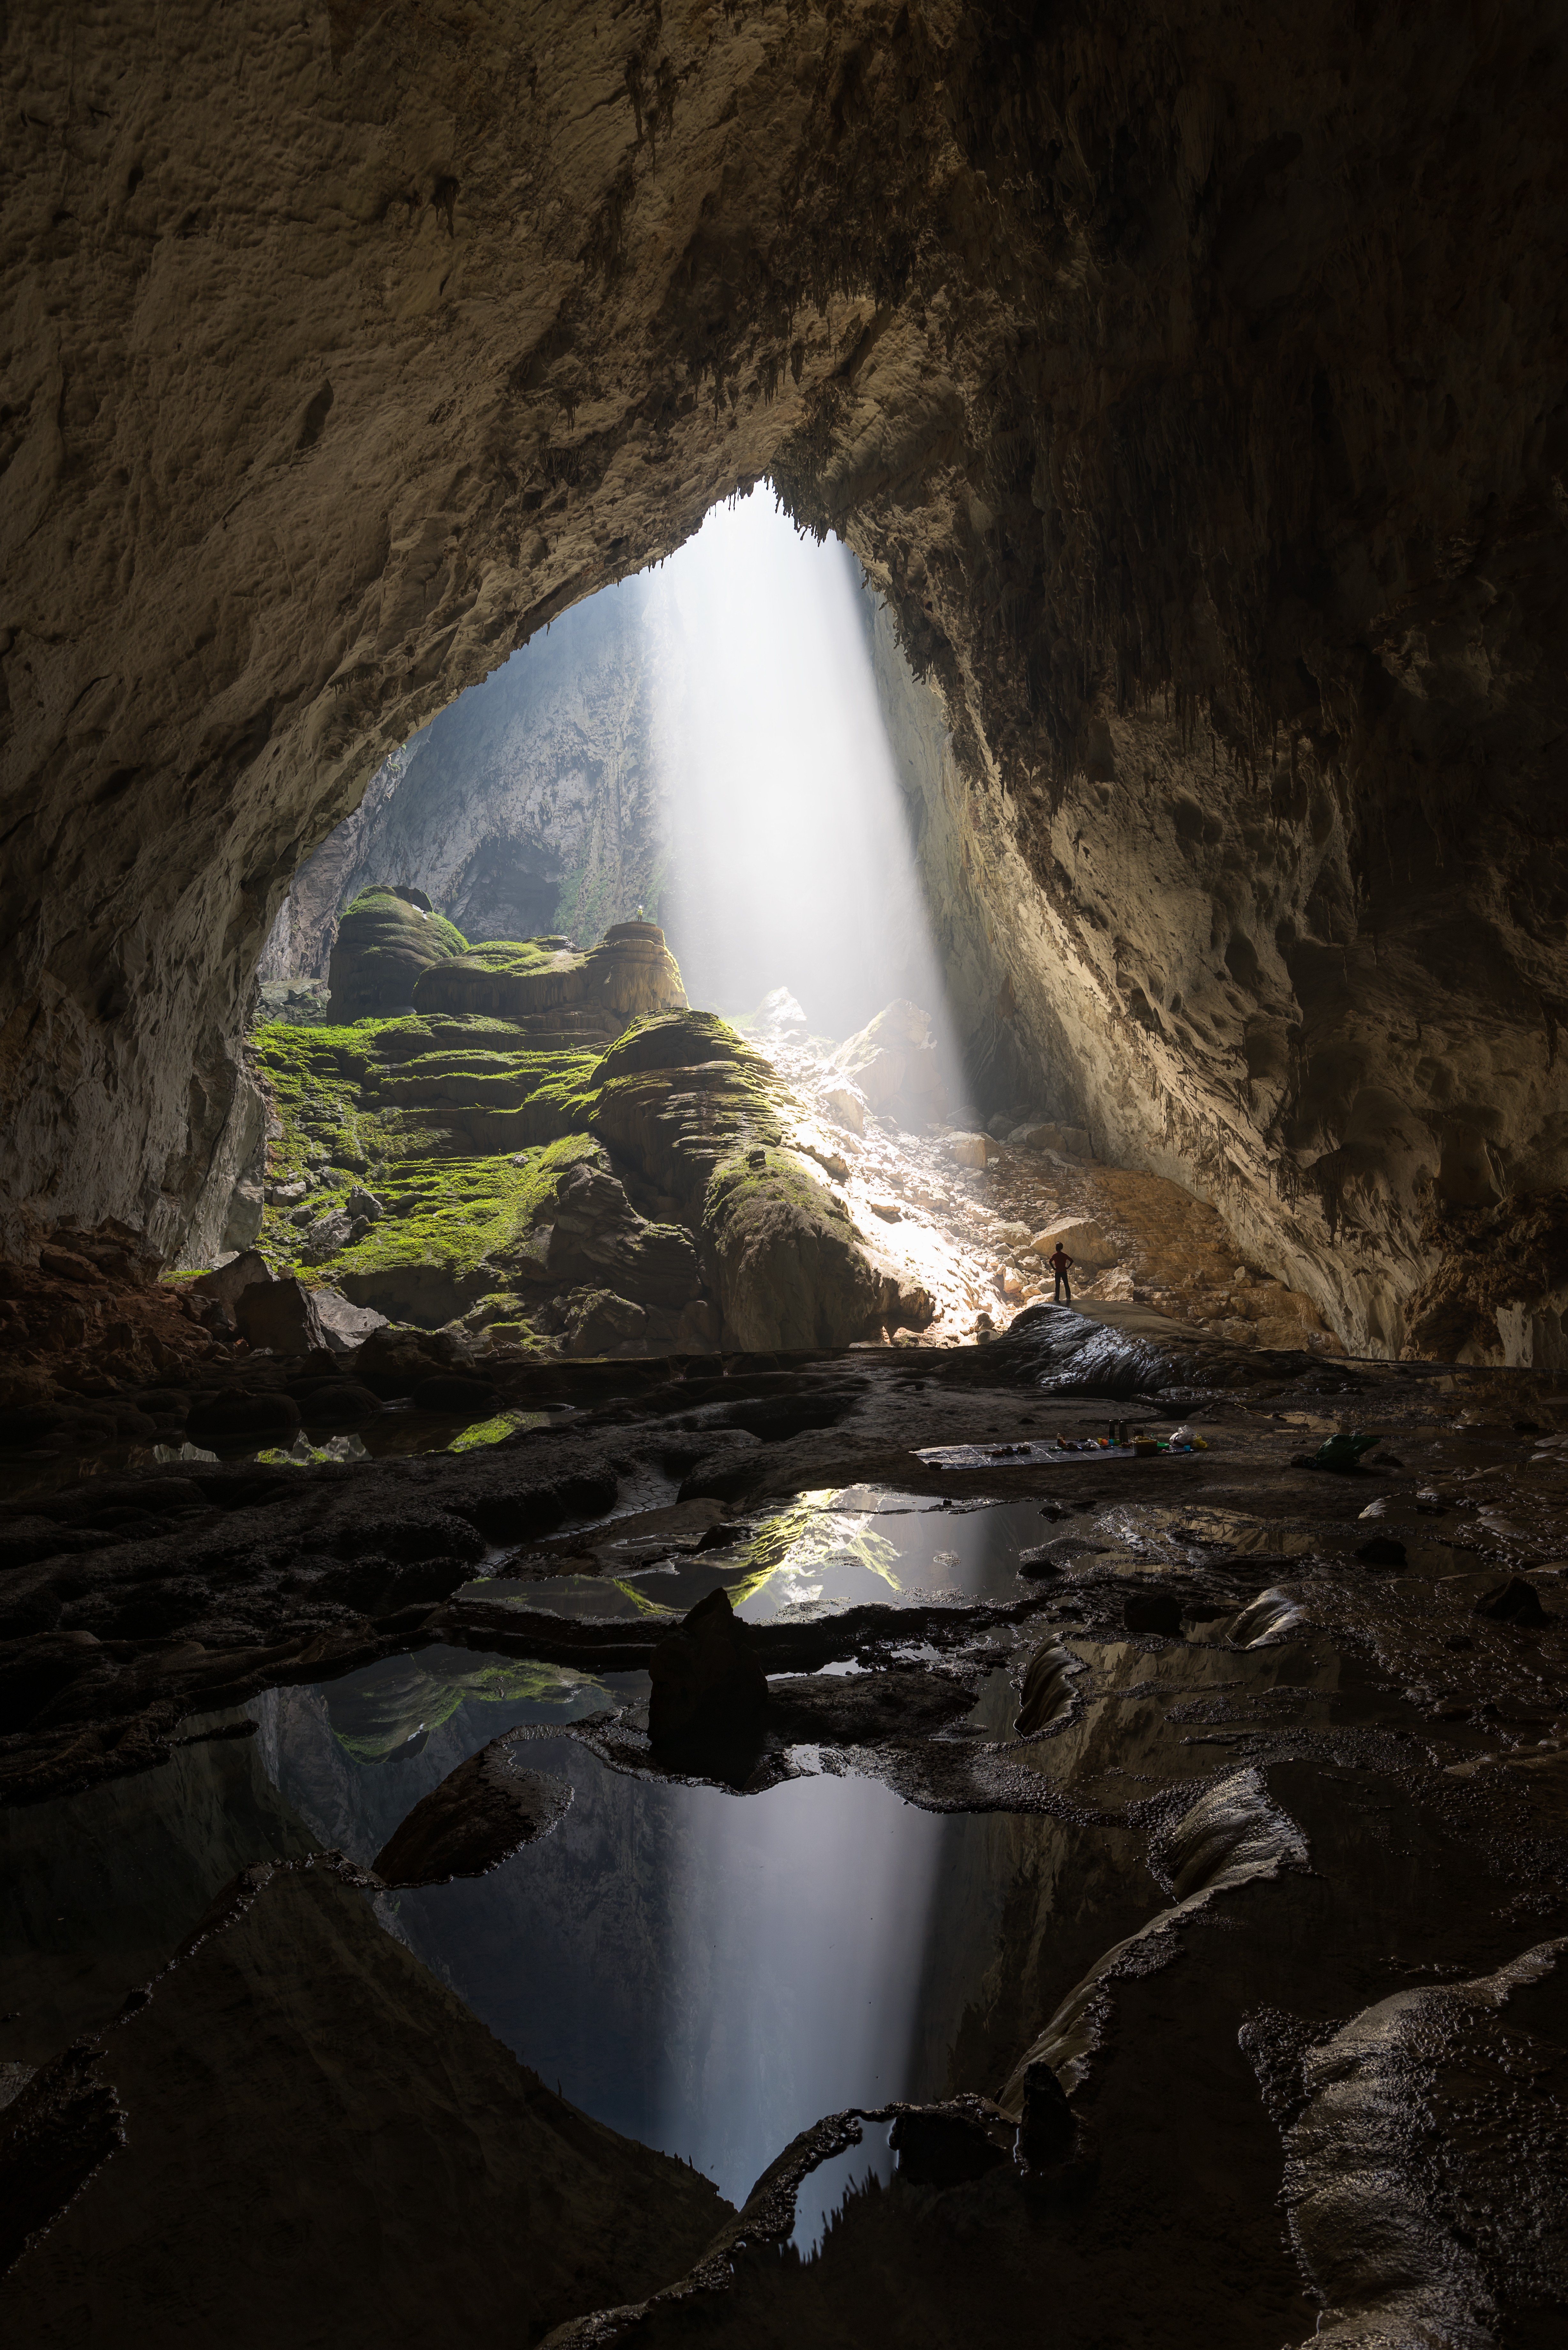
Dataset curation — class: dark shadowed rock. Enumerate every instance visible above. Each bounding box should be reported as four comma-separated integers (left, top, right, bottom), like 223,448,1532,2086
1124,1589,1184,1638
234,1278,327,1355
1473,1573,1549,1626
649,1586,768,1751
193,1252,272,1311
186,1390,302,1442
1018,2061,1077,2167
372,1742,572,1888
410,1372,500,1416
889,2100,1011,2187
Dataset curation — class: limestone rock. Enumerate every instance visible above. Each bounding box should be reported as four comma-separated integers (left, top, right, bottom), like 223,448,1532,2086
1,1861,730,2342
950,1133,1000,1170
326,888,467,1020
705,1150,893,1352
186,1389,302,1442
1031,1219,1120,1271
4,4,1568,1370
752,987,810,1037
1012,1123,1093,1161
413,923,685,1028
372,1744,571,1888
194,1252,273,1311
351,1328,465,1400
648,1586,767,1751
234,1278,328,1356
830,1000,945,1126
311,1288,388,1352
820,1085,867,1136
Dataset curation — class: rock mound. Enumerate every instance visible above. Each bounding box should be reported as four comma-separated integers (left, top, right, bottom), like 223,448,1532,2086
413,924,686,1029
327,888,467,1020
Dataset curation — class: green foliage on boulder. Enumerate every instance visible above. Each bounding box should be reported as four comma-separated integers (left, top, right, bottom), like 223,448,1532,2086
328,885,468,1019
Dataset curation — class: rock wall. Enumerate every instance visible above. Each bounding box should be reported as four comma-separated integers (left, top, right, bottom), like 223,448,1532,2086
265,581,668,979
3,0,1565,1358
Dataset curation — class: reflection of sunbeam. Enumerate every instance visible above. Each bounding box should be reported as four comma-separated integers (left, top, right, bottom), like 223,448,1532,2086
645,487,952,1043
656,1768,945,2208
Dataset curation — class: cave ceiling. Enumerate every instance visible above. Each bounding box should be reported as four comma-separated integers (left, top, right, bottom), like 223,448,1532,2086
2,0,1566,1355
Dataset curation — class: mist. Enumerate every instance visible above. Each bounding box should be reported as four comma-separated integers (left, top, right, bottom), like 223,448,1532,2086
645,488,949,1043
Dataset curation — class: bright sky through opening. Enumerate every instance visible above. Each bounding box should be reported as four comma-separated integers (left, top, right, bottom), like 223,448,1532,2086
646,487,950,1044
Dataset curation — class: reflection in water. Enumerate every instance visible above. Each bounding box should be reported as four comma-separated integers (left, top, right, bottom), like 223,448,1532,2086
488,1491,1058,1626
396,1742,949,2205
792,2130,894,2255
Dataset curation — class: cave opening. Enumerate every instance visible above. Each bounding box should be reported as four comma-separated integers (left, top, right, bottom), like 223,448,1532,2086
5,6,1568,2341
262,485,954,1057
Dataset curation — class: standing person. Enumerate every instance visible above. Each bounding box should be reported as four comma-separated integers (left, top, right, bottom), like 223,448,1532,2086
1048,1241,1074,1303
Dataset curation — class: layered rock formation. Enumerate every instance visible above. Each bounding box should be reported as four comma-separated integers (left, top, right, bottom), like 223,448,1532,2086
247,928,929,1354
2,2,1564,1356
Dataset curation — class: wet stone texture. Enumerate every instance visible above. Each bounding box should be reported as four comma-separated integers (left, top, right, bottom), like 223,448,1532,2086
1,1315,1567,2343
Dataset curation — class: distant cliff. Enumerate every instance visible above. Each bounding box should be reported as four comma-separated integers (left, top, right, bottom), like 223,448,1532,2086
260,577,666,982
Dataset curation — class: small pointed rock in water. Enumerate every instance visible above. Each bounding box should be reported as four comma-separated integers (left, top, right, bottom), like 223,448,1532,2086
648,1585,767,1750
372,1740,572,1888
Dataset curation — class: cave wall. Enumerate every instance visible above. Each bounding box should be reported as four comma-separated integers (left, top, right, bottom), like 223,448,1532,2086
3,0,1565,1354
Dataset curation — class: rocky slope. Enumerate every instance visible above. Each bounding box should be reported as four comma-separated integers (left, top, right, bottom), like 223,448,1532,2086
2,1,1564,1354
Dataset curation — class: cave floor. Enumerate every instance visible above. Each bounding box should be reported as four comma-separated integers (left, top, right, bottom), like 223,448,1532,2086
3,1317,1568,2345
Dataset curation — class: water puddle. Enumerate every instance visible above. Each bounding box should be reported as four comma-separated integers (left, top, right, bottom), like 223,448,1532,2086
791,2129,895,2255
484,1490,1063,1625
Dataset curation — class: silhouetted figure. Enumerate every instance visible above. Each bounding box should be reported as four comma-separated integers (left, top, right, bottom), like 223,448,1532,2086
1049,1243,1073,1303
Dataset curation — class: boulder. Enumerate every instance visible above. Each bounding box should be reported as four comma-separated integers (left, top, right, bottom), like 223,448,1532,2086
327,886,468,1019
705,1150,890,1350
648,1586,768,1750
235,1278,328,1354
819,1085,866,1136
1030,1217,1119,1269
186,1389,302,1441
372,1745,572,1888
950,1132,1000,1169
1012,1122,1094,1159
829,999,944,1125
311,1286,388,1352
295,1380,381,1427
353,1327,465,1397
563,1290,650,1355
751,986,809,1036
194,1251,273,1310
297,1206,357,1265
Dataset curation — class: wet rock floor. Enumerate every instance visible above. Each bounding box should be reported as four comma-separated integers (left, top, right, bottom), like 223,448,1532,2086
3,1317,1568,2345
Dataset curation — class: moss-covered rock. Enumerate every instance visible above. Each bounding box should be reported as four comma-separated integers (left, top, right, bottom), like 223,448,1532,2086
247,979,915,1356
327,887,468,1020
413,921,685,1028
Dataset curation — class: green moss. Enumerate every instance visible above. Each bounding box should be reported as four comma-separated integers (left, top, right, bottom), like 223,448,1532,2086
451,939,575,975
344,886,467,959
447,1408,551,1452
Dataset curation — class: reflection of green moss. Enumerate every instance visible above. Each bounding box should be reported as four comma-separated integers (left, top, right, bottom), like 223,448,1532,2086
709,1492,903,1608
327,1649,604,1763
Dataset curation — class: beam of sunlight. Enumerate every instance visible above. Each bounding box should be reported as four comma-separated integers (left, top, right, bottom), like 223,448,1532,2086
645,487,951,1044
